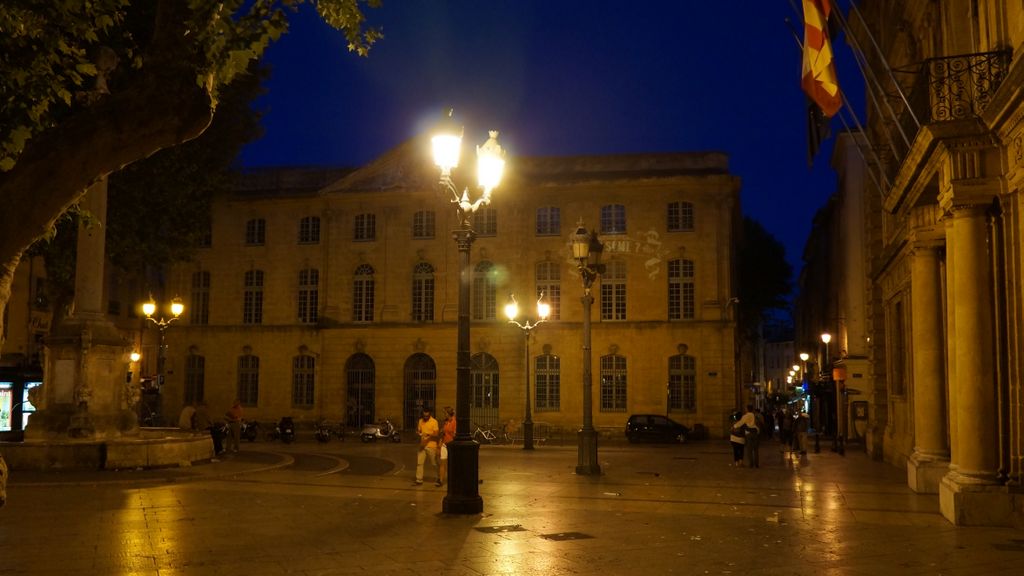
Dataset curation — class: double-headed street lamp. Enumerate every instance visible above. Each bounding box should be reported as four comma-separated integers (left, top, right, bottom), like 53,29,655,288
142,296,184,387
504,293,551,450
431,111,506,515
571,221,605,476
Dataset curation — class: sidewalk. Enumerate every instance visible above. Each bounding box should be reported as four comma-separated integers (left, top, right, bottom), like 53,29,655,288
2,438,1021,575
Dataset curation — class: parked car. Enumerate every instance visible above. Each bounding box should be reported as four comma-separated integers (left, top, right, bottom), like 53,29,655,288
625,414,689,444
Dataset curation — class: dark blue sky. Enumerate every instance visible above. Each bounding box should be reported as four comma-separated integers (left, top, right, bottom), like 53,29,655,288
240,1,864,275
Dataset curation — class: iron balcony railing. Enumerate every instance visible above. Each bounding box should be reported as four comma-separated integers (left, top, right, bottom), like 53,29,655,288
887,50,1012,180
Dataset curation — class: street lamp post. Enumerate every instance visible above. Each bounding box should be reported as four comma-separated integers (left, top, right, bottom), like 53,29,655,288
818,333,832,453
571,222,604,476
142,296,184,387
431,111,506,515
504,293,551,450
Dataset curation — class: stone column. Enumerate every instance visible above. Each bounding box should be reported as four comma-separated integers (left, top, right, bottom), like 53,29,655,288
907,243,949,493
26,177,137,444
939,204,1005,524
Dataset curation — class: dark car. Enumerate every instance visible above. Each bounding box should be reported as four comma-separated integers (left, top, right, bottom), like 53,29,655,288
625,414,689,444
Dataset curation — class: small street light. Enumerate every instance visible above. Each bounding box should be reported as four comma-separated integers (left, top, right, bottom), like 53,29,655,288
431,110,506,515
504,292,551,450
820,332,832,375
571,220,605,476
142,295,184,387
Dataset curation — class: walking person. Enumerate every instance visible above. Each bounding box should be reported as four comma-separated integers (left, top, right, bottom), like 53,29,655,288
225,399,243,453
438,406,456,487
414,407,440,486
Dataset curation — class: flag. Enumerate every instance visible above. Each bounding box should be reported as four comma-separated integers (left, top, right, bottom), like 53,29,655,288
801,0,842,117
807,99,831,166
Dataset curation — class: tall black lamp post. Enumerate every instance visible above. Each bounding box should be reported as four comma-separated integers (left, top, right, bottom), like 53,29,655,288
504,292,551,450
431,111,506,514
571,222,604,475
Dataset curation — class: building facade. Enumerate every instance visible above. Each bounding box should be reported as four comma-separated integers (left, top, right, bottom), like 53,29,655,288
148,138,743,440
799,1,1024,526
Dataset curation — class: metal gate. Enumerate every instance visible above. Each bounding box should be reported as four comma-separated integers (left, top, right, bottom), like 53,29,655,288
403,353,437,430
470,352,500,431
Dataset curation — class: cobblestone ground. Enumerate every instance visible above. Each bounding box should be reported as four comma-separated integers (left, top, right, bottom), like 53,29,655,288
2,437,1022,575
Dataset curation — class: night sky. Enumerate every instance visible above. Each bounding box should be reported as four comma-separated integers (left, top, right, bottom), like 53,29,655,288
239,1,865,280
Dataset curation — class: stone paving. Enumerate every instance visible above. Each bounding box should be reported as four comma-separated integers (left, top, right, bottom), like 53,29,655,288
1,437,1022,575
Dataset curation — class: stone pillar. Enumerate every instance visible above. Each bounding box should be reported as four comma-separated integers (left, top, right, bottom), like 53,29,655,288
907,243,949,493
939,204,1007,524
26,177,137,442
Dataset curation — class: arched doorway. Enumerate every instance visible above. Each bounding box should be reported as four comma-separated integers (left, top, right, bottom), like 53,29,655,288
471,352,500,430
403,353,436,430
345,353,375,429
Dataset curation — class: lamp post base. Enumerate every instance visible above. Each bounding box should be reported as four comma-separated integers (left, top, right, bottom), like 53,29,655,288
575,428,601,475
442,439,483,514
523,420,534,450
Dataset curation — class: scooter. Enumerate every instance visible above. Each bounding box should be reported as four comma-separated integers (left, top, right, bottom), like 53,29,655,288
275,416,295,444
241,420,260,442
361,419,401,443
315,420,337,443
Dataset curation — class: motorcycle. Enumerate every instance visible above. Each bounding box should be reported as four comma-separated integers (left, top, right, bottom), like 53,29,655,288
315,420,342,443
241,420,260,442
361,419,401,443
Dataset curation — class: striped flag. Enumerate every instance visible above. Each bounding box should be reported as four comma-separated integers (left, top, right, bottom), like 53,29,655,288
802,0,841,117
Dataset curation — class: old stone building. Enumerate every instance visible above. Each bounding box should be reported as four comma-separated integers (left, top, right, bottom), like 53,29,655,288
145,136,743,440
800,1,1024,526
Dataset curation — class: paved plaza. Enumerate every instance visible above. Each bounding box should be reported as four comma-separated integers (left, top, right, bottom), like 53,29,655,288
1,436,1022,575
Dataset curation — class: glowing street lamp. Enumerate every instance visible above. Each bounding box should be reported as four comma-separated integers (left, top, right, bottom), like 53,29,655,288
142,295,184,387
504,293,551,450
431,110,506,515
821,332,832,374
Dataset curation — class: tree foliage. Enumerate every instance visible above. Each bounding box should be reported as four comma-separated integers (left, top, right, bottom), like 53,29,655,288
0,0,381,350
737,216,792,338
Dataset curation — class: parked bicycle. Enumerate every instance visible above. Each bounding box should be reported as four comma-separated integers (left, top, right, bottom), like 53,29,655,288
471,422,497,444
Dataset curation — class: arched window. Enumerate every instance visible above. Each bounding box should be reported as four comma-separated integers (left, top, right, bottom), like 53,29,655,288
668,354,696,411
353,264,375,322
237,354,260,406
346,353,375,429
184,353,205,404
412,262,434,322
472,261,496,320
471,352,500,428
599,354,627,411
292,354,316,407
535,353,560,411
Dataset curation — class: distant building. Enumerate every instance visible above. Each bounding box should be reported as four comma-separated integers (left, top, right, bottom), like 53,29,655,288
133,137,745,438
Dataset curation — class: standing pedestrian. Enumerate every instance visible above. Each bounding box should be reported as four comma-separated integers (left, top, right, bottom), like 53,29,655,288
192,401,222,458
729,411,746,467
413,407,439,486
438,406,456,487
225,399,243,453
735,404,760,468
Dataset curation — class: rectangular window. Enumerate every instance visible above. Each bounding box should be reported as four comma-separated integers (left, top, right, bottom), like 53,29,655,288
599,355,627,411
536,261,561,320
354,213,376,241
668,259,695,320
237,355,259,407
600,260,626,321
353,265,375,323
191,271,210,325
535,206,560,236
412,263,434,322
535,354,560,411
667,201,695,232
243,270,264,324
245,218,265,245
413,210,435,239
292,355,315,407
600,204,626,235
472,263,496,320
298,268,319,324
299,216,321,244
473,207,497,236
